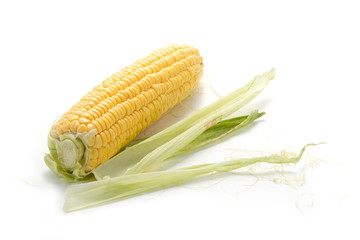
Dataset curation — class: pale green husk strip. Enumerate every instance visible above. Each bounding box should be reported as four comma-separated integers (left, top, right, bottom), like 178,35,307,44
93,68,275,179
64,144,317,212
126,111,265,150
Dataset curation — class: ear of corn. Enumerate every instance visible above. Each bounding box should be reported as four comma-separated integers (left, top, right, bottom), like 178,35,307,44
45,44,203,180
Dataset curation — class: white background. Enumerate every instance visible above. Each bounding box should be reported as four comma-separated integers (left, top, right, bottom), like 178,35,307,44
0,0,359,239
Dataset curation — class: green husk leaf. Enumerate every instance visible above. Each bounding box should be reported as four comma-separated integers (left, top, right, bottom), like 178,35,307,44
174,110,265,155
93,68,275,179
127,110,265,155
64,143,317,212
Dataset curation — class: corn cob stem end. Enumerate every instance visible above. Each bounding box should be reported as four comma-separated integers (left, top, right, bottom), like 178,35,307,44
44,127,97,181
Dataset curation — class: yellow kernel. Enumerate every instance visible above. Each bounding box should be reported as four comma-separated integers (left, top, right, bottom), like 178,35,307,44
106,109,117,121
89,95,101,103
132,82,145,93
90,149,99,159
104,145,110,158
107,85,118,94
77,124,87,133
114,81,127,90
104,130,111,143
62,119,70,130
141,91,153,102
147,102,155,113
133,111,143,123
142,106,150,119
128,85,141,96
87,135,96,147
117,92,127,102
72,109,84,116
115,105,127,118
138,67,149,76
99,147,107,159
97,117,107,130
93,105,105,115
113,122,121,135
81,112,95,121
123,75,136,84
114,136,122,149
112,94,123,104
152,72,163,84
118,119,126,132
103,98,115,109
132,97,142,111
86,99,97,107
122,101,134,116
164,81,173,92
121,89,133,99
131,70,143,80
109,128,116,141
125,114,136,129
100,132,107,146
70,120,80,132
102,115,112,129
142,66,152,75
136,123,143,133
145,89,156,100
79,117,90,124
66,114,79,121
94,134,102,148
89,108,102,118
154,60,164,70
91,120,102,133
90,94,102,103
97,102,109,113
137,93,148,106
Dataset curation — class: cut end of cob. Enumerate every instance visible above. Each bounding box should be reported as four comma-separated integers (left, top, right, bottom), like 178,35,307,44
45,127,97,181
59,139,81,168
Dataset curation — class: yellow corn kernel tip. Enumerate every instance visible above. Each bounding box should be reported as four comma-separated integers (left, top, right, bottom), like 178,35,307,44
53,44,203,171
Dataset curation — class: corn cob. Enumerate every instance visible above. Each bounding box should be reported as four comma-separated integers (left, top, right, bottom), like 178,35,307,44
46,44,203,180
